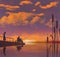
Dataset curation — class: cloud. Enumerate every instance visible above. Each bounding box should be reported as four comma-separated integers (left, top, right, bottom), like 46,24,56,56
39,1,58,9
45,18,52,28
37,13,44,16
30,13,45,24
30,16,40,24
32,9,36,12
34,1,41,6
0,12,44,26
20,1,32,5
0,12,33,26
0,4,20,10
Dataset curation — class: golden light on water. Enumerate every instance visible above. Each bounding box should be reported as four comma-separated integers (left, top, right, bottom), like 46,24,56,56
23,40,37,45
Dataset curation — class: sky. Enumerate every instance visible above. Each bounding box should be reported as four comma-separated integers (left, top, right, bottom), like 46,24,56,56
0,0,60,41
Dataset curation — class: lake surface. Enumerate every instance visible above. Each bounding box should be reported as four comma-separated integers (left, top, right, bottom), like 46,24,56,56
0,43,60,57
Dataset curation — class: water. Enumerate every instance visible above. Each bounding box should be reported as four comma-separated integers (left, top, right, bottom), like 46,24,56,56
0,43,60,57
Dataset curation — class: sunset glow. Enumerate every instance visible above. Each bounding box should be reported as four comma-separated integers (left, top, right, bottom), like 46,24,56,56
0,0,59,42
23,40,37,44
0,0,60,57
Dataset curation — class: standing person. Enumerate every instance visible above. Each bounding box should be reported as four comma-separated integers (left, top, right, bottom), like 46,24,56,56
47,37,49,43
3,32,6,41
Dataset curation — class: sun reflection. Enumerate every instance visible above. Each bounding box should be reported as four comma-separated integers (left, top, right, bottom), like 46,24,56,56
23,40,37,45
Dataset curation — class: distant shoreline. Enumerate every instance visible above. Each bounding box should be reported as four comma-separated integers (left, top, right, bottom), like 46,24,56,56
29,41,60,43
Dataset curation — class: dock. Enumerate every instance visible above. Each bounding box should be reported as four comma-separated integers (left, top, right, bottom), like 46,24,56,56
0,40,25,47
0,32,25,47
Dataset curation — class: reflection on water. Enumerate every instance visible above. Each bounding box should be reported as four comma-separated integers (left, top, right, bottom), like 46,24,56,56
1,44,24,56
3,47,6,55
16,45,23,51
46,43,59,57
0,43,60,57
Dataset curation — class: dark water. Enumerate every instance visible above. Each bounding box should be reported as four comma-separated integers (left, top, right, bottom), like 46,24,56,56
0,43,60,57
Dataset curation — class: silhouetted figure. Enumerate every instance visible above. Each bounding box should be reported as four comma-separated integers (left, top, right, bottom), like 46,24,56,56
17,36,23,43
47,37,49,43
3,32,6,41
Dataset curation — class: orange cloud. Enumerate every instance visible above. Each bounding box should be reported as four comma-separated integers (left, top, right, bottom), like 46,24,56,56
39,1,58,9
30,13,45,24
32,9,36,12
30,16,40,24
0,12,44,26
0,4,20,10
37,13,44,16
0,12,33,25
20,1,32,5
34,1,41,6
